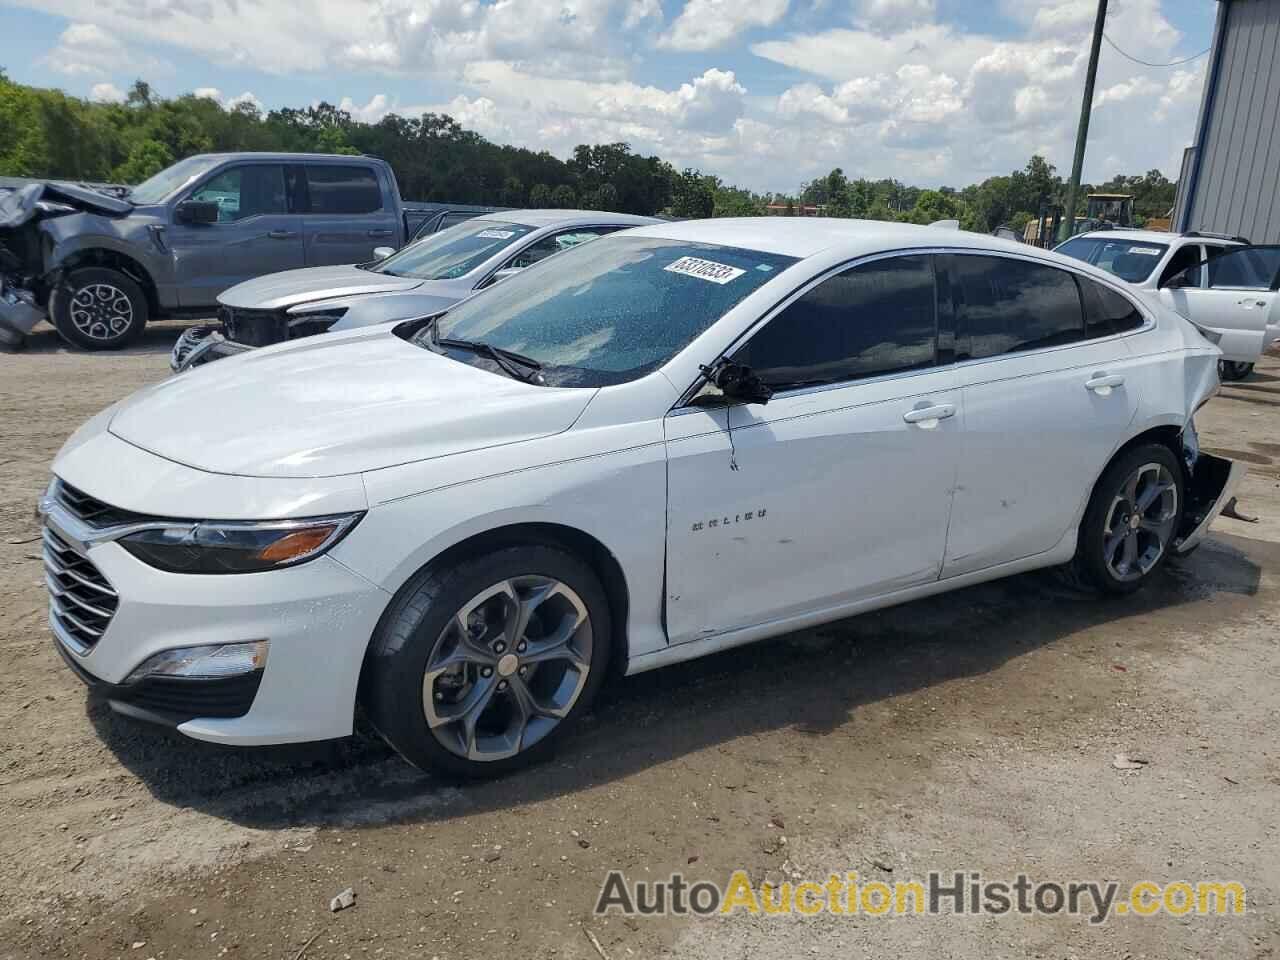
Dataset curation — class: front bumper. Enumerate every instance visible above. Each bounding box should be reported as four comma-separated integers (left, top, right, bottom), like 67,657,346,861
41,496,391,746
0,276,46,342
170,324,256,373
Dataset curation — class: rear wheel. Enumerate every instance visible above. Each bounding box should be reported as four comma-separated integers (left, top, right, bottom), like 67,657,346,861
1218,360,1255,382
362,544,610,777
1071,444,1184,594
51,267,149,350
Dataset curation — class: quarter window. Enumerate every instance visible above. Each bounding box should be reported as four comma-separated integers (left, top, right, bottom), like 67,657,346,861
953,255,1084,359
1158,244,1204,288
190,165,287,222
1079,278,1145,336
732,255,938,390
304,165,383,214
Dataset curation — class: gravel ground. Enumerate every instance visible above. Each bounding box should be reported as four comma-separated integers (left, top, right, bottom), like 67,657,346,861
1,322,1277,960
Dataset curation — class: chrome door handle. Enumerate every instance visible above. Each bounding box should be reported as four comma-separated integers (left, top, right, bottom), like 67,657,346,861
1085,373,1125,395
903,403,956,428
267,230,296,240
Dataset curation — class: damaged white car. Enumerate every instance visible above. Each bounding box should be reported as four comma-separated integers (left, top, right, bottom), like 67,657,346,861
41,219,1242,776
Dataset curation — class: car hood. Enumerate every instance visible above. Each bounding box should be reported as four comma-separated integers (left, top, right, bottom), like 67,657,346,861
217,265,425,312
0,181,131,229
108,327,596,478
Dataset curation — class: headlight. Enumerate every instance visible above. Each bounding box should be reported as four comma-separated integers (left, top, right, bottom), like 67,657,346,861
118,513,362,574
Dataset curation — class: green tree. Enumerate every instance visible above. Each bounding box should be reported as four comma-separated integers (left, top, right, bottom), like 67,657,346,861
670,169,714,217
114,139,174,182
529,183,553,207
550,184,577,208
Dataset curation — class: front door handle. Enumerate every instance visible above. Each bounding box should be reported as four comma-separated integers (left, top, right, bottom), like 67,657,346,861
1085,373,1125,396
367,228,395,238
267,230,297,240
1238,298,1268,308
903,403,956,428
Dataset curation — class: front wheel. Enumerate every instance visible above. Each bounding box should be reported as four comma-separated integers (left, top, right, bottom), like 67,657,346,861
1219,360,1255,382
50,267,149,350
1071,444,1185,594
362,544,611,777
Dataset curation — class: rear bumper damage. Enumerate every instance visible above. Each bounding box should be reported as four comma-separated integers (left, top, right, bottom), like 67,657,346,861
1175,451,1246,554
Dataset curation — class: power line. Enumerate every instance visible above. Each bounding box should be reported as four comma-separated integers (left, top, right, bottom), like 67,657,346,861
1102,33,1210,67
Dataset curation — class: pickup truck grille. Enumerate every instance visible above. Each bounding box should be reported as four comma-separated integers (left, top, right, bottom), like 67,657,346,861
218,305,287,347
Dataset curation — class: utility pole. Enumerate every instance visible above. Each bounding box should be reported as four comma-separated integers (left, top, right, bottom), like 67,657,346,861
1059,0,1108,242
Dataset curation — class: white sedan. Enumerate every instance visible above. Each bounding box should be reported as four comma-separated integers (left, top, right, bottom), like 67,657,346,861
41,219,1242,777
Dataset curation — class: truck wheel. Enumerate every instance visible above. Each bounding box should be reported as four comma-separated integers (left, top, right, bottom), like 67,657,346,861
51,267,149,350
1218,360,1254,382
362,544,611,778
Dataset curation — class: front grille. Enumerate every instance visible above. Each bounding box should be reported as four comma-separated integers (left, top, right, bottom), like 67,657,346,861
56,480,147,528
220,305,287,347
44,529,118,651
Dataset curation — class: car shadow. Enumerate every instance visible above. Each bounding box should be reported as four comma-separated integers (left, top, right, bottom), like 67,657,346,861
19,319,207,357
86,534,1267,829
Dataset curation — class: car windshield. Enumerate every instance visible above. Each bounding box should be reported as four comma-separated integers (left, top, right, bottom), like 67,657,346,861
128,156,224,205
413,236,798,387
1055,237,1169,283
373,219,535,280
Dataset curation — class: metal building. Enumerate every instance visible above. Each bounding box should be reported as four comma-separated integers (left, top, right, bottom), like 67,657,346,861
1174,0,1280,242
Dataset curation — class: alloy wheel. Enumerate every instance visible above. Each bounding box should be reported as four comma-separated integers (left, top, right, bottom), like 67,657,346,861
1102,462,1179,582
69,283,134,342
422,576,593,761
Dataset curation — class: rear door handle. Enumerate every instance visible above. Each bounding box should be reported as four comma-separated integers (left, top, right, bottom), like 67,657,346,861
367,228,395,238
1085,373,1125,395
267,230,297,240
903,403,956,428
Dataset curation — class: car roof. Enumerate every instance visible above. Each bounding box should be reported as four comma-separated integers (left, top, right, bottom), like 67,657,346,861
477,209,660,228
625,217,1051,260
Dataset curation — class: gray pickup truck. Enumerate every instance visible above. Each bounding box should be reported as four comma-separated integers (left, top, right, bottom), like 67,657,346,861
0,152,439,351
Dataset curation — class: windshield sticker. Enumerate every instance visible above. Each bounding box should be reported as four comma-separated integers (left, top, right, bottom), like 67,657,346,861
1129,246,1163,256
476,229,516,240
665,256,746,285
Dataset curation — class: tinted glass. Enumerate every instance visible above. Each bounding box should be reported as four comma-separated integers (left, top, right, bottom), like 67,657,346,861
507,227,621,269
1158,244,1203,287
417,236,797,387
733,256,937,389
374,219,536,280
1080,278,1144,336
1055,237,1168,283
190,165,287,222
441,212,475,228
954,255,1084,359
1206,247,1280,289
305,165,382,214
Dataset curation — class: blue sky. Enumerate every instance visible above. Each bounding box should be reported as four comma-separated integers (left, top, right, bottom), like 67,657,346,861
0,0,1218,193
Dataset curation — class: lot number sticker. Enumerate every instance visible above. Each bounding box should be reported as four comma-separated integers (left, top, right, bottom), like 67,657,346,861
665,256,746,284
477,229,517,240
1129,246,1163,256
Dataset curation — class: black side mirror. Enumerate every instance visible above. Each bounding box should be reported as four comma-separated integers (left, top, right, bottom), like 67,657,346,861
176,200,220,224
700,361,773,405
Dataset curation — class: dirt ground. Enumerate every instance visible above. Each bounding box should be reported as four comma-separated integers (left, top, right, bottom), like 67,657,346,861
1,322,1278,960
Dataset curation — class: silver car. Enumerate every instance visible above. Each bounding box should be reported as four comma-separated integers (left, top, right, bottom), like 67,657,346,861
171,209,658,371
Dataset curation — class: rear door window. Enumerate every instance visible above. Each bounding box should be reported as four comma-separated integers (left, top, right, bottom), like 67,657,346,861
953,255,1085,359
1204,246,1280,289
304,165,383,214
732,255,938,390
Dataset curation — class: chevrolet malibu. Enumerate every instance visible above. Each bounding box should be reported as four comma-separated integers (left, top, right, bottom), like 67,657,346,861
42,219,1242,777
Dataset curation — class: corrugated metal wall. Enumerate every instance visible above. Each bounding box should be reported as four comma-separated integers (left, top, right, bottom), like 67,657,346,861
1185,0,1280,242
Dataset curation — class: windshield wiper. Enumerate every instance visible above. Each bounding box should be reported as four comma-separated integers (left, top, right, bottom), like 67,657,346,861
439,337,544,384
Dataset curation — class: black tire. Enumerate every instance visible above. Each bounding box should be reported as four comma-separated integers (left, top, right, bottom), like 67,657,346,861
1071,443,1185,594
362,544,611,778
50,267,149,350
1218,360,1255,382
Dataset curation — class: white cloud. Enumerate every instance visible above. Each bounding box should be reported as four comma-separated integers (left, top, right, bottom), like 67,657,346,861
192,86,222,101
658,0,789,52
337,93,393,123
42,20,173,78
89,81,124,102
855,0,936,31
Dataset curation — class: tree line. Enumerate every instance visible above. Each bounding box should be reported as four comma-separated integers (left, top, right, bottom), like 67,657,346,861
1,72,1177,228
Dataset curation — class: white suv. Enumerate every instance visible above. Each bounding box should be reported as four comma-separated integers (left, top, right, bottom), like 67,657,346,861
1056,230,1277,380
